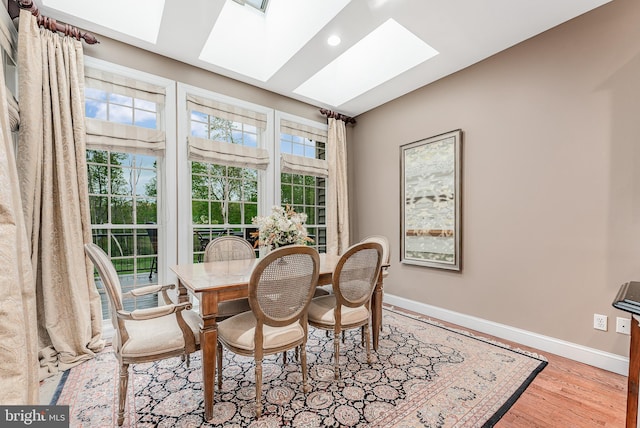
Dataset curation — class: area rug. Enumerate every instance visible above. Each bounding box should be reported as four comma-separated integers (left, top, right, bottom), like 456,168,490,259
53,308,547,427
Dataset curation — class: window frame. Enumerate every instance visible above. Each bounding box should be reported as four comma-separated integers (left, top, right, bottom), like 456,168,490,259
177,83,275,264
84,56,178,310
275,111,329,253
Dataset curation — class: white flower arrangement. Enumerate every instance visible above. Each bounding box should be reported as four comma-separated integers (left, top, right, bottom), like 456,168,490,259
251,205,313,249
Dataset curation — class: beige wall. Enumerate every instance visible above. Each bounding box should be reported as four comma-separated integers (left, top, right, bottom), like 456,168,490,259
350,0,640,357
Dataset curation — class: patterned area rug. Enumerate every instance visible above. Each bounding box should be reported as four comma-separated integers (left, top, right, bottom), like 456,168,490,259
53,308,547,427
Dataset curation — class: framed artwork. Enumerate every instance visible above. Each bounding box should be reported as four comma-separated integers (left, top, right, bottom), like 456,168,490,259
400,129,462,271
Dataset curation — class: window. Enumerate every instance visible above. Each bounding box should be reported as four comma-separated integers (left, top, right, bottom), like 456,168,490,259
233,0,269,13
84,59,175,319
87,150,159,312
85,88,158,129
278,114,328,253
185,93,269,260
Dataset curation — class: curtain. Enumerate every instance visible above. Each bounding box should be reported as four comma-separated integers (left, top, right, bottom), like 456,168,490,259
326,117,349,255
0,30,38,405
16,9,104,380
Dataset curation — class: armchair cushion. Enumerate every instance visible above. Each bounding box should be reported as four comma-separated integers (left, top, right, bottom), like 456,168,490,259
218,311,304,351
119,310,200,358
308,295,369,326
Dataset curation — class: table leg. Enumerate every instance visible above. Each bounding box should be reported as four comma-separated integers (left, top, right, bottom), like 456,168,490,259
371,272,383,351
200,313,218,421
197,291,221,422
627,316,640,427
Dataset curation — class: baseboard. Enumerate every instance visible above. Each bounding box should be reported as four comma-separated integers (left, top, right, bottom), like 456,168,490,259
384,293,629,376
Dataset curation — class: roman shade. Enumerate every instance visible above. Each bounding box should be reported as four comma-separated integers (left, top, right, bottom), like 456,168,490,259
186,93,269,169
187,135,269,170
84,67,167,155
280,153,328,178
187,94,267,131
279,119,328,177
85,67,165,104
280,119,327,142
85,118,165,156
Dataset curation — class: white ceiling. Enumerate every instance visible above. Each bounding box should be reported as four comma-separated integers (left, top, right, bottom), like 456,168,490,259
34,0,611,117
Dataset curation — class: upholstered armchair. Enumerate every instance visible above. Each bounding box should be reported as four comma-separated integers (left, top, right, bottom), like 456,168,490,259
84,243,200,426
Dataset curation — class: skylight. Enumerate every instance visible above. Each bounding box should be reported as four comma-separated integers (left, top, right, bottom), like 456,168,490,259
199,0,351,82
294,19,439,107
232,0,269,13
42,0,165,44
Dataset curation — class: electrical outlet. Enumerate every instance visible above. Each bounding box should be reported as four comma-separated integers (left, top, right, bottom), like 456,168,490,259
616,317,631,335
594,314,608,331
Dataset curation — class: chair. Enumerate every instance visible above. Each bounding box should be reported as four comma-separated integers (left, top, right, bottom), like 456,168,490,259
361,235,390,332
204,235,255,262
361,235,390,279
216,245,320,418
204,236,255,319
84,243,200,426
307,241,383,380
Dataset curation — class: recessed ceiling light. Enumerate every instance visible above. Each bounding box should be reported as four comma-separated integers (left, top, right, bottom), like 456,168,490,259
327,35,341,46
294,18,439,107
42,0,165,44
200,0,351,82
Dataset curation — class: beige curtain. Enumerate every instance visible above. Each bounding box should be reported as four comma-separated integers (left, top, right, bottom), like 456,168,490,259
326,117,349,255
0,38,38,405
16,10,104,380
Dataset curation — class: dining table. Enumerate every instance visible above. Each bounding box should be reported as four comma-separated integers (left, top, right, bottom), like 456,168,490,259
170,252,386,421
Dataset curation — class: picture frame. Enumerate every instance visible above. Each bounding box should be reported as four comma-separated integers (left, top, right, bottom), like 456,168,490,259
400,129,462,271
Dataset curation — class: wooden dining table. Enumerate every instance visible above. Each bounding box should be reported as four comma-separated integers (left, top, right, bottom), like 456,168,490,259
170,253,385,421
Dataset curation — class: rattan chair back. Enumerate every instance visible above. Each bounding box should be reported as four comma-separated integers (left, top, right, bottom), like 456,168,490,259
204,235,255,262
249,245,320,328
333,241,383,309
361,235,390,266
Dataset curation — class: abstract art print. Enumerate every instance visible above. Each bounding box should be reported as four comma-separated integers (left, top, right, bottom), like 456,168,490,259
400,129,462,270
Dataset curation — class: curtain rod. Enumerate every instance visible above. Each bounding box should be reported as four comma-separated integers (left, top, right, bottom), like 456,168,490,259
319,108,356,125
9,0,99,44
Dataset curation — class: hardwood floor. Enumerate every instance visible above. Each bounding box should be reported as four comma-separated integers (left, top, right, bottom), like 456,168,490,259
392,305,628,427
497,348,627,427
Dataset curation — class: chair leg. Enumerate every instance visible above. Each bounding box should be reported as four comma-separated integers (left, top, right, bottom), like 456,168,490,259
364,324,372,365
301,345,310,393
255,358,263,418
333,329,340,380
117,363,129,426
217,342,223,390
149,256,156,280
